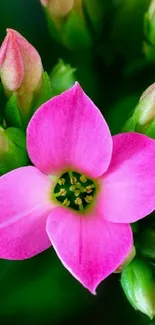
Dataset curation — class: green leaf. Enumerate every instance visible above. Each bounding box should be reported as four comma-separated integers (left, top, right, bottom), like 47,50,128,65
62,10,93,50
0,127,28,176
5,94,22,128
32,72,53,114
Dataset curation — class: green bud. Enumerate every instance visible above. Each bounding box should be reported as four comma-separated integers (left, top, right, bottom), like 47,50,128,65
121,259,155,319
50,59,76,96
123,83,155,138
0,127,28,175
114,246,136,273
136,83,155,126
144,0,155,47
143,0,155,62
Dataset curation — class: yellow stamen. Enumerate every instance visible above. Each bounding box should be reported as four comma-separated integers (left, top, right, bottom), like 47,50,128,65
58,178,65,185
80,175,87,183
74,197,84,211
55,188,66,197
74,189,81,197
75,197,82,205
80,186,85,193
76,182,82,189
71,177,77,184
69,185,76,192
68,171,77,184
85,184,95,193
62,198,70,207
85,195,93,203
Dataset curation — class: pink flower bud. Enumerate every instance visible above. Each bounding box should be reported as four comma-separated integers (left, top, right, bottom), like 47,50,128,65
41,0,82,18
0,29,43,121
41,0,73,17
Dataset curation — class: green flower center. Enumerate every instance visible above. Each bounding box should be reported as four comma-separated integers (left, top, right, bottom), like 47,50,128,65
53,171,96,212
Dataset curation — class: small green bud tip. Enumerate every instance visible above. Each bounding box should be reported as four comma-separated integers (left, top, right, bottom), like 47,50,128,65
0,128,9,153
114,246,136,273
148,0,155,21
50,59,76,96
144,0,155,49
123,83,155,134
137,83,155,126
121,259,155,319
53,171,96,212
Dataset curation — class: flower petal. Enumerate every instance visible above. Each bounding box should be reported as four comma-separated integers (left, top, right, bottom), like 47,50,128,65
0,207,52,260
27,83,112,178
0,166,53,227
46,207,132,294
98,133,155,223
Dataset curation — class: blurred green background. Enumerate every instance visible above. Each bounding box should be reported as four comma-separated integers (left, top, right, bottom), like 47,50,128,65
0,0,155,324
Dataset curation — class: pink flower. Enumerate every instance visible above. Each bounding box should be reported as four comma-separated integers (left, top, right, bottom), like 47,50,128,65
0,29,43,122
0,83,155,293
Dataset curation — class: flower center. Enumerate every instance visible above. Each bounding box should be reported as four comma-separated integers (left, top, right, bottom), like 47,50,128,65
53,171,96,211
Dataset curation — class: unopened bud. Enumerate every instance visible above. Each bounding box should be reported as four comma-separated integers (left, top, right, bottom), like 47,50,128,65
50,59,76,96
0,29,43,125
144,0,155,47
137,83,155,126
123,83,155,137
121,259,155,319
41,0,74,18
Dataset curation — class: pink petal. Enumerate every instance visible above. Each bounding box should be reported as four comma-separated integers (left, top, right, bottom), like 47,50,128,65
0,207,52,260
27,83,112,178
98,133,155,223
0,166,53,228
0,33,9,67
46,207,132,294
